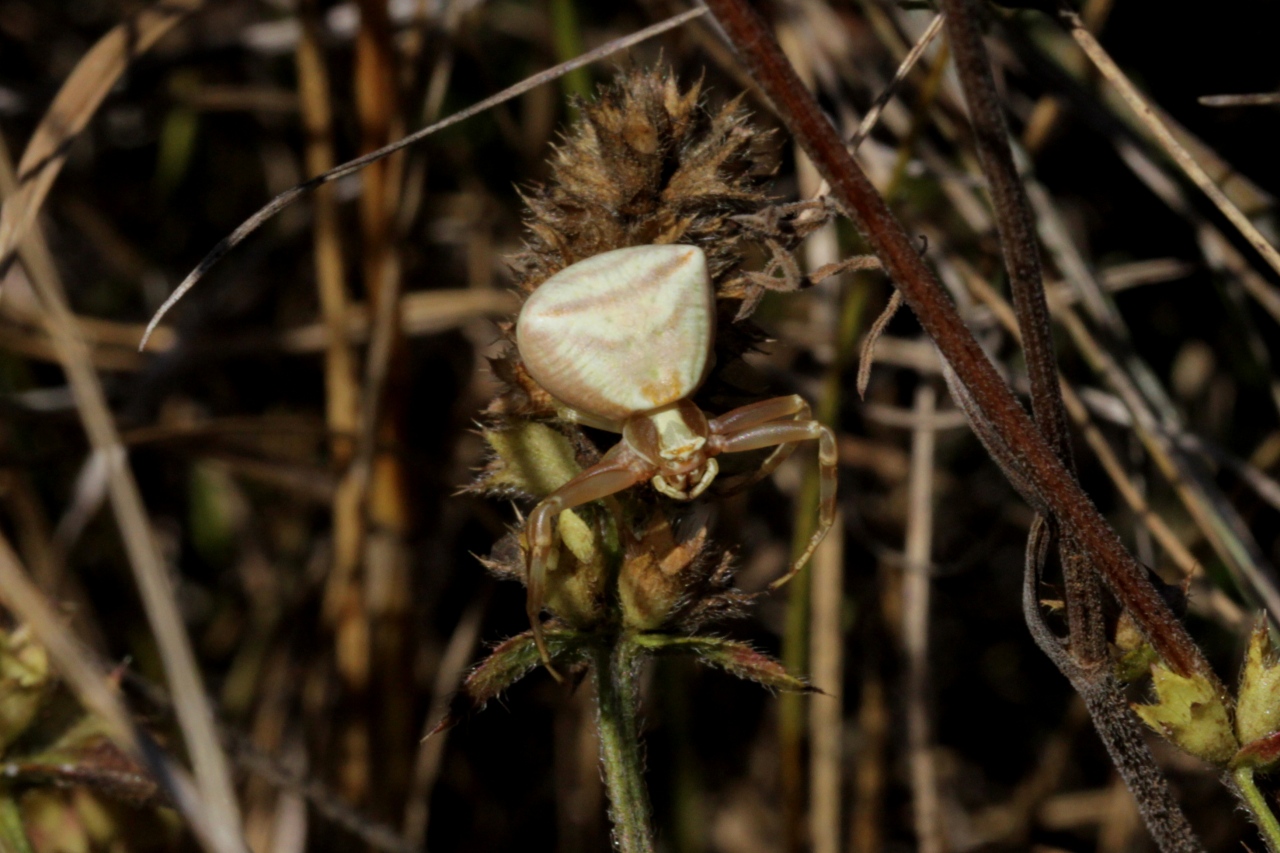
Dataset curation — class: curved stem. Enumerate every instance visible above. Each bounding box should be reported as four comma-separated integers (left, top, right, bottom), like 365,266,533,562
1233,766,1280,853
593,639,655,853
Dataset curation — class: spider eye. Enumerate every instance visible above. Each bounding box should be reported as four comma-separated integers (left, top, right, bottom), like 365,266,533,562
516,245,715,421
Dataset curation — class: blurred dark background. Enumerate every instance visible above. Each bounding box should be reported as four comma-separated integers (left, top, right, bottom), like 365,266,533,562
0,1,1278,851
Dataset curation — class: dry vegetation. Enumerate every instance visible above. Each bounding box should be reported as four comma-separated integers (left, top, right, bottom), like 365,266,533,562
0,0,1279,851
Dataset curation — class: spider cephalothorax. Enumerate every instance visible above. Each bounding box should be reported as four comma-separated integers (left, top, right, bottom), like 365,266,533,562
515,244,836,669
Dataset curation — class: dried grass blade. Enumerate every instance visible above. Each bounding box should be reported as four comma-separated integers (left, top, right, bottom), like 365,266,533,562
1199,92,1280,108
138,6,709,349
903,384,943,853
961,267,1200,578
848,13,945,152
858,290,902,399
803,12,944,204
296,7,358,456
404,599,485,845
231,739,419,853
807,513,843,853
1061,7,1280,282
1056,303,1280,622
1015,134,1280,622
0,0,203,272
0,141,247,853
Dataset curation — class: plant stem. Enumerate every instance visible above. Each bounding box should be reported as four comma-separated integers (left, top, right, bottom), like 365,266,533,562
549,0,592,107
593,638,655,853
0,795,34,853
780,248,871,851
1233,766,1280,853
702,0,1215,687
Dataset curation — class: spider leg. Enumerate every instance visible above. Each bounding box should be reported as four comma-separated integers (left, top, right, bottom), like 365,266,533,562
711,395,810,495
710,394,808,433
713,418,837,590
526,452,649,678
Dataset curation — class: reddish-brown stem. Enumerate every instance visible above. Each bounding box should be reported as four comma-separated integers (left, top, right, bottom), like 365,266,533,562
940,0,1069,466
703,0,1212,684
937,9,1203,846
939,0,1106,665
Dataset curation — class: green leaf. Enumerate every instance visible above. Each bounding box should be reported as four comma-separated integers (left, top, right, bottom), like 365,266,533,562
1238,618,1280,747
1233,730,1280,771
5,715,161,807
1113,611,1159,684
473,421,583,499
427,629,589,737
0,625,50,754
635,635,816,694
557,506,599,566
1133,662,1237,766
1115,642,1160,685
0,796,34,853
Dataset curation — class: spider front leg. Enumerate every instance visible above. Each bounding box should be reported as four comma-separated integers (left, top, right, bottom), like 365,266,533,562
526,450,650,678
711,414,837,590
711,395,811,495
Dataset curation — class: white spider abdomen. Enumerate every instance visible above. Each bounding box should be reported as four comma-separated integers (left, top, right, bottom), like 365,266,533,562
516,245,715,423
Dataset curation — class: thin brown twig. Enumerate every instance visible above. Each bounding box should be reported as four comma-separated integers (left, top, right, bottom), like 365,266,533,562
0,0,204,275
940,0,1072,468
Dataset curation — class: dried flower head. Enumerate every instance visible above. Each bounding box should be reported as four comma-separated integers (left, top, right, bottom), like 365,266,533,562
512,66,775,293
488,66,795,424
452,65,820,703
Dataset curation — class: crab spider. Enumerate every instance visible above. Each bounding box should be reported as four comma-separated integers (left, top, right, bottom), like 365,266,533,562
516,244,837,671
